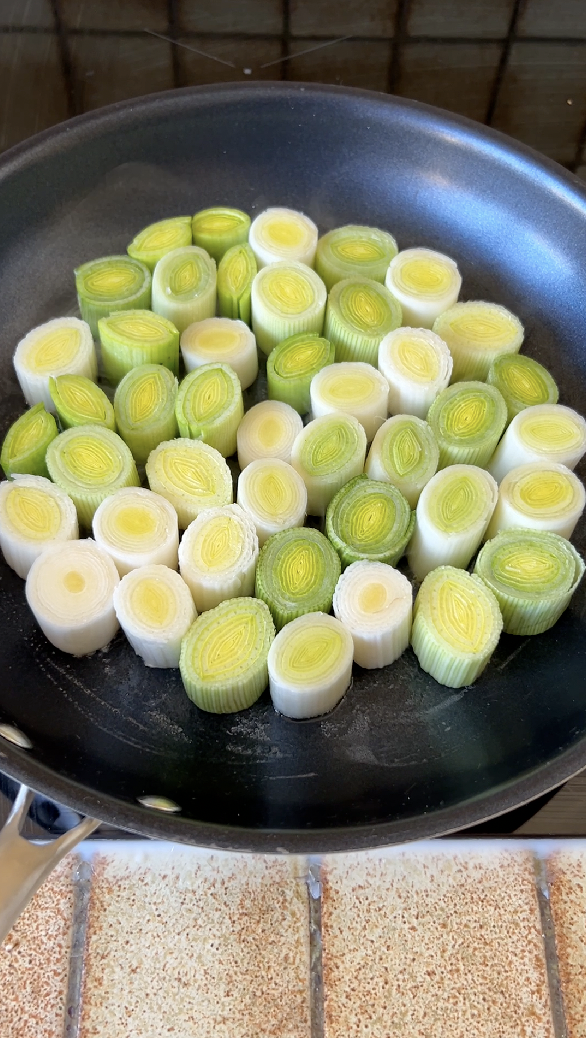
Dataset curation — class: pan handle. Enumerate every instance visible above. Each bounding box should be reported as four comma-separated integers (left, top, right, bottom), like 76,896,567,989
0,784,100,945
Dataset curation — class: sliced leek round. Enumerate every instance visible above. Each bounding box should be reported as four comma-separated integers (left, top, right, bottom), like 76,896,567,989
13,317,97,411
217,243,257,324
310,361,388,442
485,461,586,541
237,400,303,470
25,538,120,655
175,362,243,458
145,438,232,529
474,528,585,636
151,246,216,334
324,276,402,366
255,527,341,631
98,310,179,385
332,560,413,669
411,566,502,688
113,564,196,668
192,207,251,263
45,425,140,528
251,260,327,356
290,412,367,517
249,207,318,268
487,353,559,423
180,317,258,390
427,381,508,469
326,474,414,568
1,404,58,479
49,375,115,431
0,474,78,579
385,248,461,328
407,464,498,581
127,216,192,271
315,225,398,291
378,327,453,419
114,364,178,466
180,597,275,713
266,332,335,414
365,414,439,508
237,458,307,546
433,301,524,382
178,503,259,613
92,486,179,576
75,256,151,339
268,612,353,719
488,404,586,483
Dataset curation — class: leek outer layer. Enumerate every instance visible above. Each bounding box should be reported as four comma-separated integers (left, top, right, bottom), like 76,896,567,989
411,566,503,688
192,207,251,263
98,310,180,384
49,375,116,431
13,317,97,411
378,327,453,419
474,528,585,636
309,361,389,442
179,597,275,713
487,404,586,483
290,412,367,517
364,414,440,508
175,362,243,458
45,425,140,528
151,246,216,334
75,256,151,339
385,248,461,328
251,260,327,356
114,364,178,466
315,224,398,291
427,381,508,469
266,332,335,414
180,317,258,390
487,353,559,423
236,400,303,470
0,474,78,579
249,207,318,268
1,404,58,479
324,276,402,366
326,475,414,569
113,564,197,669
178,503,259,613
485,462,586,541
255,526,341,631
145,438,233,529
332,560,413,669
236,457,307,546
92,486,179,576
127,216,193,271
217,243,257,325
268,612,354,719
433,301,524,383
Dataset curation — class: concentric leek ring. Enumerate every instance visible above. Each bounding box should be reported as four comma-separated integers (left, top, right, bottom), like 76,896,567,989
178,504,259,613
217,243,257,323
249,207,318,267
365,415,439,508
1,403,58,478
261,267,316,315
237,458,307,545
433,301,524,382
4,483,62,541
192,207,251,262
255,527,341,630
0,474,79,579
510,465,583,520
75,256,151,337
427,381,507,468
175,362,243,457
487,353,559,421
517,406,585,454
309,361,389,442
267,612,354,718
324,276,402,366
266,333,335,414
114,364,178,465
49,375,115,430
145,438,232,529
127,217,193,271
332,560,413,669
92,486,179,576
315,225,398,290
21,326,81,374
13,317,98,412
297,415,364,477
45,425,139,527
152,246,217,334
326,475,414,568
427,467,494,534
237,400,303,469
386,249,461,327
98,310,179,384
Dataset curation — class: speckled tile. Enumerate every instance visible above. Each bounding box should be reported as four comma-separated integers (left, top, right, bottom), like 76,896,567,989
68,34,173,111
407,0,513,39
517,0,586,39
398,42,501,123
177,36,283,85
289,0,396,38
321,844,554,1038
0,0,53,27
60,0,168,31
177,0,283,35
0,33,69,152
547,848,586,1038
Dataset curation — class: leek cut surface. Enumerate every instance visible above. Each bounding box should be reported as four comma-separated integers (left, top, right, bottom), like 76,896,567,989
249,207,318,268
266,332,335,414
488,404,586,483
378,327,453,419
13,317,97,411
326,474,414,568
237,400,303,470
1,404,58,479
92,486,179,576
178,503,259,613
433,301,524,382
237,457,307,546
251,260,327,356
180,317,258,390
485,461,585,541
217,243,257,325
385,248,461,328
309,361,389,442
114,364,178,466
332,560,413,669
145,438,232,529
98,310,179,385
268,612,354,719
255,526,341,630
290,412,367,517
75,256,151,338
0,474,78,579
427,381,508,469
324,276,402,366
127,216,192,271
45,425,140,528
192,207,251,263
487,353,559,423
175,362,243,458
49,375,115,431
365,414,439,507
151,246,216,334
113,564,197,668
315,224,398,291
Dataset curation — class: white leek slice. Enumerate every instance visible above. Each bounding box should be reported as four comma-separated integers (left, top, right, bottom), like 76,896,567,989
485,462,586,541
237,400,303,470
385,248,461,328
0,475,78,579
180,597,275,713
92,486,179,576
378,327,453,419
487,353,559,423
192,207,251,263
217,243,257,325
290,413,367,517
25,539,120,655
266,332,335,414
315,225,398,291
175,362,243,458
268,612,353,719
151,246,216,334
310,361,389,442
113,564,196,668
474,529,585,636
237,458,307,546
45,425,140,528
332,560,412,669
251,261,327,356
324,276,402,366
326,474,414,568
487,404,586,483
411,566,502,688
407,464,498,581
127,216,193,271
255,527,340,631
1,404,58,479
427,381,508,469
178,503,259,612
114,364,178,466
365,415,439,508
98,310,179,385
75,256,151,339
145,438,232,530
433,301,524,382
49,375,116,431
13,317,97,412
180,317,258,390
249,207,318,268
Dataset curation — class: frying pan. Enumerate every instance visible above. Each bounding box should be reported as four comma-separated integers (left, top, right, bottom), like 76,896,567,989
0,82,585,861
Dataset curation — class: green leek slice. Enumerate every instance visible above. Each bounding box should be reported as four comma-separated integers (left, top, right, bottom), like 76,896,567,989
385,248,461,328
378,327,453,419
290,412,367,517
217,243,257,325
427,381,508,469
113,564,197,669
145,438,232,529
266,332,335,414
175,362,243,458
114,364,178,466
433,301,524,382
249,207,318,268
0,474,78,579
255,527,341,631
251,260,327,356
92,486,179,576
315,224,398,291
309,361,389,442
45,425,140,528
49,375,115,431
127,216,193,271
151,246,216,334
236,400,303,470
180,597,275,713
474,528,585,636
1,404,58,479
332,560,413,669
98,310,180,385
485,461,586,541
325,474,414,569
365,414,439,508
178,503,259,613
411,566,502,688
192,207,251,263
75,256,151,338
180,317,258,390
487,353,559,423
488,404,586,483
13,317,97,412
324,276,402,366
267,612,354,719
236,458,307,546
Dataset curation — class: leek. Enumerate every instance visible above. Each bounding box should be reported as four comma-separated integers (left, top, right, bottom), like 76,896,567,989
25,539,120,655
192,207,251,263
180,317,258,390
290,412,367,517
0,474,78,579
49,375,115,431
487,404,586,483
315,224,398,291
433,301,524,382
92,486,179,576
75,256,151,339
364,414,439,508
310,361,389,442
325,474,414,568
236,458,307,546
332,560,412,669
266,332,335,414
407,464,498,581
487,353,559,423
255,527,341,631
151,246,216,333
251,261,327,356
249,207,318,268
324,276,402,366
98,310,179,385
13,317,97,411
45,425,140,528
268,612,353,719
127,216,192,271
385,247,461,328
236,400,303,470
427,381,508,469
1,404,58,479
378,327,453,419
175,362,243,458
114,364,178,466
113,564,196,668
179,597,275,713
145,438,232,529
411,566,502,688
485,461,586,541
474,528,585,636
178,503,259,612
217,243,257,324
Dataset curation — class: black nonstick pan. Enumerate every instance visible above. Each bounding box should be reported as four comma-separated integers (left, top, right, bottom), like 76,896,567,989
0,82,585,854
